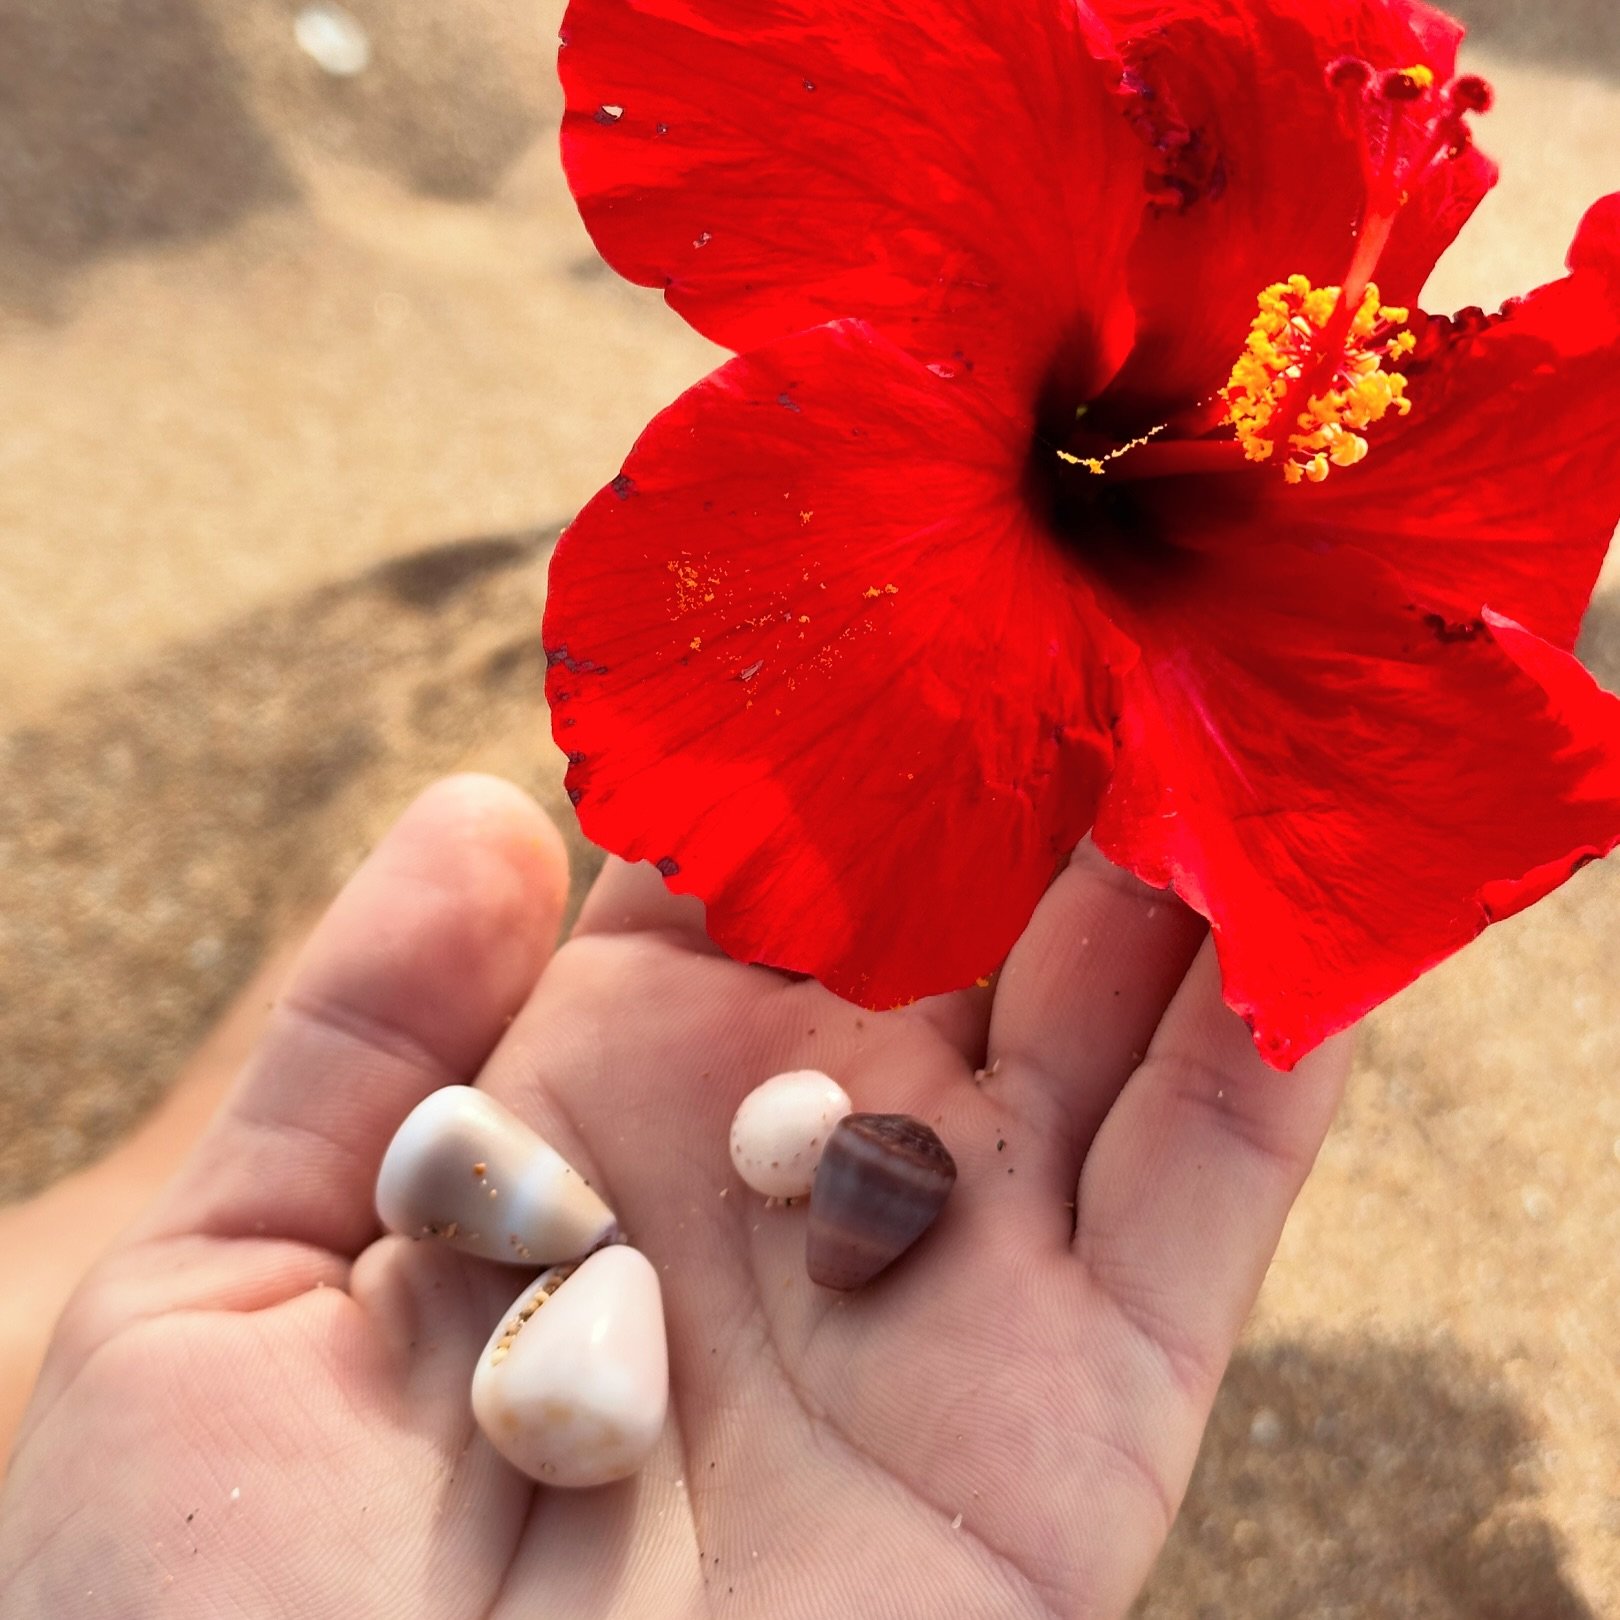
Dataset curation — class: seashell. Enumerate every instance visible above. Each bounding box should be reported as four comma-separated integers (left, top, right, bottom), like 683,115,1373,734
729,1069,853,1199
471,1245,668,1487
375,1085,617,1266
805,1113,957,1290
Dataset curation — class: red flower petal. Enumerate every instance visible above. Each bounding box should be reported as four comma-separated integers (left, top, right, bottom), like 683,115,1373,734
1092,541,1620,1069
558,0,1143,410
1569,191,1620,275
1095,0,1490,420
545,321,1132,1005
1272,194,1620,651
1376,141,1497,307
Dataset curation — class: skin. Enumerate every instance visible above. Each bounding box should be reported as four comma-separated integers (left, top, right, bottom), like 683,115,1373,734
0,774,1349,1620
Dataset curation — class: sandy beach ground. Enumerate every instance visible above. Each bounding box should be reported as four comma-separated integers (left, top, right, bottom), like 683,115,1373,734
1,1,1617,1613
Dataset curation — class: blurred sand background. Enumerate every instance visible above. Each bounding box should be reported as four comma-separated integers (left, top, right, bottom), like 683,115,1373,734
0,0,1616,1612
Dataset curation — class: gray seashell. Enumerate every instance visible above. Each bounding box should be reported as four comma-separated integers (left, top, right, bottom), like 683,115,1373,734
375,1086,618,1266
805,1113,957,1290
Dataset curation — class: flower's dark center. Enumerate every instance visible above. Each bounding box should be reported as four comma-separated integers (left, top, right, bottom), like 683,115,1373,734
1046,57,1493,491
1031,436,1161,571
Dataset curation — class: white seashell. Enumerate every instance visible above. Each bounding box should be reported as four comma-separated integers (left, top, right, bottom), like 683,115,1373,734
729,1069,852,1199
376,1086,617,1265
472,1246,668,1487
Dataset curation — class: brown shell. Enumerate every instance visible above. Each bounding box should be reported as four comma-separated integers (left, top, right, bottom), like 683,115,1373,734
805,1113,957,1290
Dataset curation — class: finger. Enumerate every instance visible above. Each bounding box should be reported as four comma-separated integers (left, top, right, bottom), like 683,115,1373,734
572,855,718,948
511,854,810,1207
980,842,1207,1195
467,927,982,1267
141,775,571,1255
574,854,992,1060
1074,940,1352,1398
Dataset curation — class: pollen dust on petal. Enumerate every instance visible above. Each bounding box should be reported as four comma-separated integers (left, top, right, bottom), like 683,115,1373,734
666,555,722,612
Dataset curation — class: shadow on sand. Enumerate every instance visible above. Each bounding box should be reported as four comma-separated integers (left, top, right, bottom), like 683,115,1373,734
0,0,295,304
1136,1336,1597,1620
0,527,598,1201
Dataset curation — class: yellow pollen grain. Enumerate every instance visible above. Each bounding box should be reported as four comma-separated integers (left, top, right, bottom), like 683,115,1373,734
1056,423,1166,476
1405,63,1436,90
1222,275,1414,486
666,555,723,613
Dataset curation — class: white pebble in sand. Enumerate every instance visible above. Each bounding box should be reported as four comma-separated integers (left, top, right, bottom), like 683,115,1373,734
729,1070,852,1199
1248,1407,1284,1448
293,5,372,77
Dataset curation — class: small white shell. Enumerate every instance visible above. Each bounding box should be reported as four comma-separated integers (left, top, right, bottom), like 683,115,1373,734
728,1069,852,1199
472,1246,668,1487
376,1086,617,1265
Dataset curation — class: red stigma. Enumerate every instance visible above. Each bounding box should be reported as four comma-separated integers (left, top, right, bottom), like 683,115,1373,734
1325,56,1373,91
1448,74,1495,114
1327,58,1495,310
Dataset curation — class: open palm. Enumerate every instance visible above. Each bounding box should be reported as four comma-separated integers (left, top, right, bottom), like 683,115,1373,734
0,776,1347,1620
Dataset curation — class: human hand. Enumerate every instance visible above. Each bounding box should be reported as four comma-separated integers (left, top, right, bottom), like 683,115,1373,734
0,774,1348,1619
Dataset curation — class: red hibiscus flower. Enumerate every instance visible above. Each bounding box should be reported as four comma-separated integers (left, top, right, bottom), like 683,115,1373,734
544,0,1620,1068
